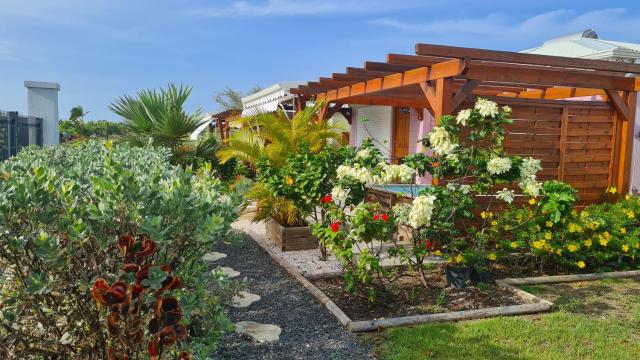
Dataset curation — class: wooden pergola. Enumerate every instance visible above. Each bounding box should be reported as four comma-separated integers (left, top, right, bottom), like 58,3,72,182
290,43,640,196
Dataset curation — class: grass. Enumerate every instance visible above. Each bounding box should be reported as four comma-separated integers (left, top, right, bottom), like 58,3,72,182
374,278,640,360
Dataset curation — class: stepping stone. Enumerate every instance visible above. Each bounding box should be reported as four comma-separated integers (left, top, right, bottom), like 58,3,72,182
218,267,240,278
235,321,281,343
202,252,227,262
231,291,261,308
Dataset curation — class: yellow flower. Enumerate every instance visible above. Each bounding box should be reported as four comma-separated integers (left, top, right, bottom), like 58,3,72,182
536,225,541,231
626,194,631,200
584,239,592,248
546,221,553,228
434,250,442,256
588,221,599,230
487,253,497,261
635,242,640,249
532,240,546,250
626,210,635,219
567,244,579,253
620,227,627,234
555,248,563,256
504,225,511,231
607,186,617,194
481,211,487,219
285,176,294,185
599,231,611,246
491,220,498,226
510,241,519,249
622,244,630,253
544,232,552,240
576,261,586,269
455,254,464,263
529,198,536,205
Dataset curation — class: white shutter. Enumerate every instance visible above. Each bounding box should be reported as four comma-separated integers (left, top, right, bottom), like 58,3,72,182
354,106,393,158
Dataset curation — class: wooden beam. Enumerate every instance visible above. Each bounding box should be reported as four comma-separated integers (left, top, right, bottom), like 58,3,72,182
415,43,640,74
605,90,631,122
419,82,437,114
452,80,479,111
465,62,635,91
387,53,452,66
413,108,425,121
364,61,416,72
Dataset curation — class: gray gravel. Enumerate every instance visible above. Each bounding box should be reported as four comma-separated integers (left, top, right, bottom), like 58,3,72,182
213,234,374,360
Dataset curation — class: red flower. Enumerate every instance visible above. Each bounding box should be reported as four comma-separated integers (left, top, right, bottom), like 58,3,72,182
424,240,432,250
381,213,389,222
329,222,341,232
320,194,332,203
373,214,380,221
92,279,127,306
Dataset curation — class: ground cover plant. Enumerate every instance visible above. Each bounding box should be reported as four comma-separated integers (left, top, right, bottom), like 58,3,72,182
0,141,245,358
375,278,640,360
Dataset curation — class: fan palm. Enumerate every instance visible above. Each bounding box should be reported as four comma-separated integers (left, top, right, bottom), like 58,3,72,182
109,83,204,151
217,101,347,168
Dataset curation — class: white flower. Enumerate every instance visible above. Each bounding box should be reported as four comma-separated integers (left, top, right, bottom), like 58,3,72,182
379,163,415,184
336,164,375,184
520,178,543,197
446,152,459,163
475,98,499,118
519,157,541,181
496,188,515,203
331,186,348,202
428,127,458,156
408,194,437,229
456,109,472,126
446,182,457,192
460,184,471,194
502,105,512,114
355,148,370,159
487,157,512,175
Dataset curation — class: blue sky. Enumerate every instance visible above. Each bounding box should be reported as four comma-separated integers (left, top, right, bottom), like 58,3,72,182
1,0,639,120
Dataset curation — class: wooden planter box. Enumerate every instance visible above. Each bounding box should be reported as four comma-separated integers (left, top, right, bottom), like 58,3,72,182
265,220,318,251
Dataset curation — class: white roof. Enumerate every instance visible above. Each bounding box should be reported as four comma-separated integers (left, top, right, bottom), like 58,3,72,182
522,29,640,61
241,81,306,116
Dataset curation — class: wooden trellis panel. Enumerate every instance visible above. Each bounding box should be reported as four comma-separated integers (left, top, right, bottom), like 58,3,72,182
500,99,616,205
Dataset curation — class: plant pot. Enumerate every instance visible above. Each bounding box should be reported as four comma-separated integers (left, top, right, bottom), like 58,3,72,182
470,267,493,283
265,219,318,251
445,266,472,289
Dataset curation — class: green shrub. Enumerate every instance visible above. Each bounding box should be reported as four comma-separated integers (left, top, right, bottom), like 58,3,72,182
59,119,126,142
497,189,640,272
0,141,245,358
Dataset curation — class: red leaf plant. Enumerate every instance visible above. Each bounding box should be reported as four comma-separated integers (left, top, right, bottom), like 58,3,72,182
92,235,190,360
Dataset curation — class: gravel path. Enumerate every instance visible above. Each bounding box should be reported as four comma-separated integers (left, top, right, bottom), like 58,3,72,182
213,234,374,360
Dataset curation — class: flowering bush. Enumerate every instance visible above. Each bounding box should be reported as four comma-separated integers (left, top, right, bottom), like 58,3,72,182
311,202,396,300
497,187,640,272
0,141,244,358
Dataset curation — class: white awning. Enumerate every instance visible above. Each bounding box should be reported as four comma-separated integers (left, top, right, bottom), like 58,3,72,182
241,100,280,117
189,116,213,140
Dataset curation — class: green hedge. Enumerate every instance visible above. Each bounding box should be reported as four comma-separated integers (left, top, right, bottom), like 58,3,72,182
0,141,245,357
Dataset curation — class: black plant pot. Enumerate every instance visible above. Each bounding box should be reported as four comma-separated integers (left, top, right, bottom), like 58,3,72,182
470,267,493,283
445,266,472,289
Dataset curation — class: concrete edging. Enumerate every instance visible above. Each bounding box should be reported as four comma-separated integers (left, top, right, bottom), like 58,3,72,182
243,224,557,332
496,270,640,286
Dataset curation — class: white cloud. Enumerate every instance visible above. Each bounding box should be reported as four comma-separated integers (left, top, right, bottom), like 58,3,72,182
368,8,640,45
187,0,423,18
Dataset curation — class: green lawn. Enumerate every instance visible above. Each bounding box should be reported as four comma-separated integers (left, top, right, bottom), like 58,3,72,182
374,278,640,360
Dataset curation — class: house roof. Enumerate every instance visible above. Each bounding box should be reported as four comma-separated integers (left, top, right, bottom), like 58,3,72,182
241,81,306,116
522,29,640,62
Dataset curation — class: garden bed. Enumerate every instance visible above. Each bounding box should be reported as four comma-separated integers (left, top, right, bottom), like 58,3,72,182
312,273,527,321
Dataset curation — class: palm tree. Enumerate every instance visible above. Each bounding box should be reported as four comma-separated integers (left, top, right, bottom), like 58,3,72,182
217,101,346,168
109,83,204,150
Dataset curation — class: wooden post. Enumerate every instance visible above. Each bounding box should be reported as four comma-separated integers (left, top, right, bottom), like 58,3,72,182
558,106,569,181
619,92,637,192
434,78,453,123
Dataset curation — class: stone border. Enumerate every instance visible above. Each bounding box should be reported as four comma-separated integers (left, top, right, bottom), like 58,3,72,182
242,224,554,333
496,270,640,286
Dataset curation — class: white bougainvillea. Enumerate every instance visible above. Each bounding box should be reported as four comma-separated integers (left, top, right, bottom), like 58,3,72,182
496,188,515,203
407,194,437,229
487,156,512,175
379,163,415,184
456,109,472,126
475,98,499,118
428,126,458,156
331,186,348,202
